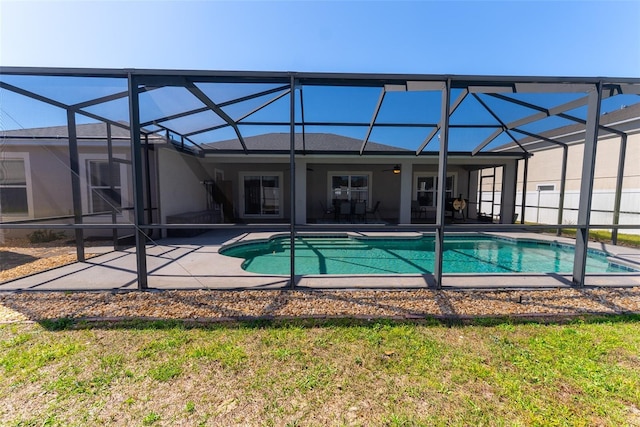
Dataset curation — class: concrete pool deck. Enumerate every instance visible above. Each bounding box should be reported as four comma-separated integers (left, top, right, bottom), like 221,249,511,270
1,230,640,292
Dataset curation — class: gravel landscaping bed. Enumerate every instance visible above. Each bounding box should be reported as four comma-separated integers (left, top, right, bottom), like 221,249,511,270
1,238,100,283
2,237,639,323
1,287,639,323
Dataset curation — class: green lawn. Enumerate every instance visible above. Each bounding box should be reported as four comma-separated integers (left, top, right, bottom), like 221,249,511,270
548,229,640,248
1,317,640,426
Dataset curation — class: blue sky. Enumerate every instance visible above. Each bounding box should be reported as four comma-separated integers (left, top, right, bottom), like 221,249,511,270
1,0,638,149
1,0,639,76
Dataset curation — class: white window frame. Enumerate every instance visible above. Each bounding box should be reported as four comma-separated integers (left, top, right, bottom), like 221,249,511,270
87,160,124,214
0,153,34,220
413,172,457,208
79,154,130,220
239,172,283,219
327,171,373,208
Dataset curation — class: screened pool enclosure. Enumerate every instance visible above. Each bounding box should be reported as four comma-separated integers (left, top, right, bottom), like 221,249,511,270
1,67,639,289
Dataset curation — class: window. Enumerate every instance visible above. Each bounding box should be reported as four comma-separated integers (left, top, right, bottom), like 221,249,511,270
414,174,455,207
536,184,555,192
329,173,371,205
87,161,122,213
0,159,29,216
241,173,282,217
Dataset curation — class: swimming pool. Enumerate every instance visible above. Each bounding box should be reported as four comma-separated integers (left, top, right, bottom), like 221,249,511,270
219,234,633,275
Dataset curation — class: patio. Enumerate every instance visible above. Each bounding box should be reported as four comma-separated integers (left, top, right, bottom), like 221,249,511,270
2,230,639,292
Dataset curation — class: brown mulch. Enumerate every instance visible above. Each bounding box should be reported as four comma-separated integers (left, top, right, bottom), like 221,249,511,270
1,238,78,269
0,288,639,324
1,237,99,283
1,237,639,324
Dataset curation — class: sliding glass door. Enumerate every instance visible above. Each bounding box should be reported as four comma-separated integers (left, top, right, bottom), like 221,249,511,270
241,173,282,218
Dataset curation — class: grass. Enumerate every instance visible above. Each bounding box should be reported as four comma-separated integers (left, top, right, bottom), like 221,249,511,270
1,317,639,425
544,228,640,248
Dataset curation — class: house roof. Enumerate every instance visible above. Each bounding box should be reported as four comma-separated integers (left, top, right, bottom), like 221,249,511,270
203,132,411,153
492,102,640,153
0,122,133,139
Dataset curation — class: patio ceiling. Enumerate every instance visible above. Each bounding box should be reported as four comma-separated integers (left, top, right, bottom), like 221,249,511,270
1,67,639,157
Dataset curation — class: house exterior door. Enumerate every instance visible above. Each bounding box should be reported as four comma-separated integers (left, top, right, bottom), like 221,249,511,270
240,173,282,218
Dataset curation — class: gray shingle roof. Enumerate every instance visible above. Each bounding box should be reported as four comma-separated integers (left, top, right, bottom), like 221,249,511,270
1,122,132,139
204,132,409,152
491,102,640,153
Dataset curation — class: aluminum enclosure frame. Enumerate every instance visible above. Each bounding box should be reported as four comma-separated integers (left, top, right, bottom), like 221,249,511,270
1,66,639,289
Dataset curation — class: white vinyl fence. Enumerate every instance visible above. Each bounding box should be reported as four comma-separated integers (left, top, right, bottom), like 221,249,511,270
478,189,640,235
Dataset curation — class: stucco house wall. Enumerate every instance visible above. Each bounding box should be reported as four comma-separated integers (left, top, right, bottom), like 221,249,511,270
1,136,135,238
481,114,640,232
157,148,210,222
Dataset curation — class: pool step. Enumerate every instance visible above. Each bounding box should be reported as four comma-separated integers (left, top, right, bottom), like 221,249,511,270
607,257,640,272
276,239,370,250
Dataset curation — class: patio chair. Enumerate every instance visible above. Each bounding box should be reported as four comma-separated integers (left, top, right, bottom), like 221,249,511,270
411,200,428,220
366,201,381,221
319,200,334,220
339,201,352,222
353,201,366,222
411,201,422,219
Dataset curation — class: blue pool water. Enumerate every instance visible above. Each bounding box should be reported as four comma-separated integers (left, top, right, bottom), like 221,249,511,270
220,235,632,275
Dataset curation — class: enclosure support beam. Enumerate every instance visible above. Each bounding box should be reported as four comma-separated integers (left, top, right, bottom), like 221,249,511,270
143,134,154,235
106,124,118,250
489,92,623,137
573,82,602,287
67,110,85,262
521,157,529,224
491,167,497,219
128,74,149,290
289,74,297,289
501,161,518,223
185,81,248,153
434,79,451,289
612,134,628,245
0,82,130,132
509,128,567,230
360,88,386,155
235,89,291,123
398,160,412,224
295,158,307,224
557,145,568,236
471,94,529,155
299,87,307,153
416,88,466,155
146,84,290,129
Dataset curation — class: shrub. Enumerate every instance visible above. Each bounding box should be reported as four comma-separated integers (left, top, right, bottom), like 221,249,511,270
27,229,66,244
